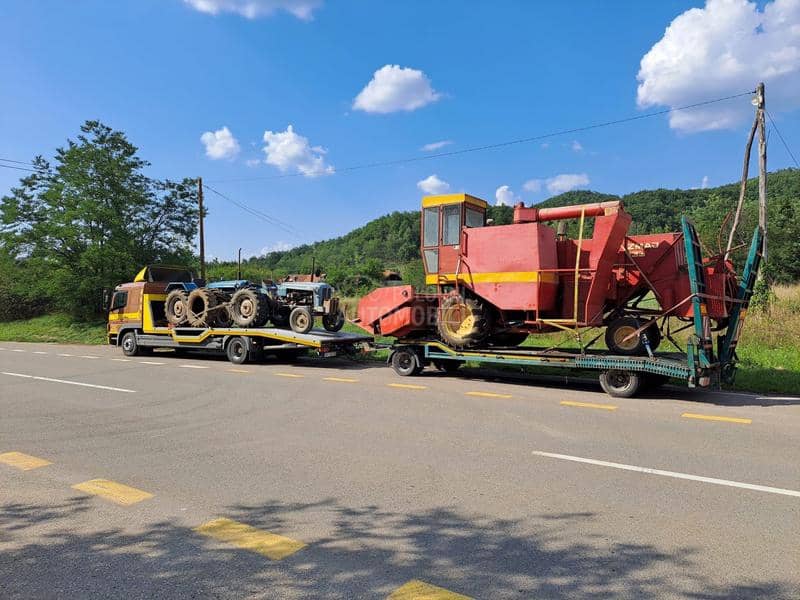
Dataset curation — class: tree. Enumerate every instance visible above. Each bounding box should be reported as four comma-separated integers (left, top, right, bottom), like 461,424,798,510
0,120,199,318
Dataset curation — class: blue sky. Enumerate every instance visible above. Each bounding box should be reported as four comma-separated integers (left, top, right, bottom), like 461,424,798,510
1,0,798,260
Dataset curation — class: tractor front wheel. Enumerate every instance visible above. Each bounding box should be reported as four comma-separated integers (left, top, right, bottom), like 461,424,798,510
289,306,314,334
322,309,345,332
436,295,491,349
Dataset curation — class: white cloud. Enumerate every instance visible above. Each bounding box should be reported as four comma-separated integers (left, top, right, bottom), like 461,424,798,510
245,158,261,167
262,125,334,177
417,174,450,195
637,0,800,132
495,185,519,206
353,65,442,114
421,140,453,152
200,126,240,160
523,179,543,193
546,173,590,195
541,142,550,149
701,175,710,189
571,140,583,152
261,241,294,254
184,0,321,19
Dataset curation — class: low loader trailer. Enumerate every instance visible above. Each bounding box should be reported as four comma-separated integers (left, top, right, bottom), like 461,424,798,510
107,266,371,364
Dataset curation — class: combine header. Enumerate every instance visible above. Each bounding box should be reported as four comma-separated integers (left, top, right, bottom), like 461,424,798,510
355,193,763,397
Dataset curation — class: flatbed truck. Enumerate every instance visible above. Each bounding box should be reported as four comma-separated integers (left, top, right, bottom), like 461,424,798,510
107,266,371,364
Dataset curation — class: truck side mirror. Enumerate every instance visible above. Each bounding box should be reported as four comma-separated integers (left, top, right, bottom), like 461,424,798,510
101,288,110,311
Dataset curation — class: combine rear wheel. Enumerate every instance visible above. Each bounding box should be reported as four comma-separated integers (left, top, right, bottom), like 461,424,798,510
231,288,269,327
165,289,189,326
187,288,218,327
436,295,491,348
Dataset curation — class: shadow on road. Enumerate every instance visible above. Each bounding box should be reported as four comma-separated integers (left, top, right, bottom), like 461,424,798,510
1,497,794,599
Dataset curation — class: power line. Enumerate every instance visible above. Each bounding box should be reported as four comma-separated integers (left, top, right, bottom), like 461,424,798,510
766,109,799,168
0,157,35,166
206,90,756,184
0,163,37,173
201,183,304,239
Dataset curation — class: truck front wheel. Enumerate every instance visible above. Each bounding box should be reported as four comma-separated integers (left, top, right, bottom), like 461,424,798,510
121,331,143,357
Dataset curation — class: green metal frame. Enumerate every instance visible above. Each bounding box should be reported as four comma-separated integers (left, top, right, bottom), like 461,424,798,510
681,216,714,368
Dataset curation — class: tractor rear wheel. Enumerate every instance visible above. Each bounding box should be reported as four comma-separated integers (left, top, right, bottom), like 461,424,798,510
231,288,269,327
165,289,189,326
436,295,491,348
605,317,661,355
289,306,314,334
187,288,218,328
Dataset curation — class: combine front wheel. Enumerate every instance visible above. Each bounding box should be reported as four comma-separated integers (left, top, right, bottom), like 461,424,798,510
605,317,661,355
436,295,490,349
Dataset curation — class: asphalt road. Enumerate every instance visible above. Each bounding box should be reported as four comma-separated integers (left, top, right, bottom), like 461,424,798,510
1,341,798,599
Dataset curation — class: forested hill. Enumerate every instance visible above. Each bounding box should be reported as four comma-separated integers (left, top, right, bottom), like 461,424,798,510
211,168,799,290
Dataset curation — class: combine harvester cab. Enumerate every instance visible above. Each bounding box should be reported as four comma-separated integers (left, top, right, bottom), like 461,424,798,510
355,193,763,397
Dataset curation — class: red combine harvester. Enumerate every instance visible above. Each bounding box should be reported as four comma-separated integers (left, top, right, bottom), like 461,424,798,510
356,193,736,356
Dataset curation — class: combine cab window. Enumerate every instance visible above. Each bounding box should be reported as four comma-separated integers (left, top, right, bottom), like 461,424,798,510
423,249,439,273
423,207,439,247
465,207,485,228
110,291,128,311
442,205,461,246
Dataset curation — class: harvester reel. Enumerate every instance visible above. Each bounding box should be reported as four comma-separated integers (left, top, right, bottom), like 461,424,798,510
436,295,490,348
165,289,189,326
231,288,269,328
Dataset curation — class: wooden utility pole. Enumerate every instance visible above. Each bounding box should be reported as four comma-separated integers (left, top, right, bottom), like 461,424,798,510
725,112,757,261
198,176,206,281
756,82,767,267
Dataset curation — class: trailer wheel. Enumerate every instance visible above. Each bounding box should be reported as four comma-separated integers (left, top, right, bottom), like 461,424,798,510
605,317,661,355
391,348,422,376
121,331,142,357
226,336,249,364
289,306,314,334
599,369,643,398
165,289,189,326
322,309,345,332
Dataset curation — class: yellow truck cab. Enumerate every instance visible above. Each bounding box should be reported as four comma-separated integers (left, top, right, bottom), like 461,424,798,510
107,265,194,349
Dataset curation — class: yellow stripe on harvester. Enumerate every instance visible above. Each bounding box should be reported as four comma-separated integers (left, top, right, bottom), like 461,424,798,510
426,271,559,285
195,518,306,561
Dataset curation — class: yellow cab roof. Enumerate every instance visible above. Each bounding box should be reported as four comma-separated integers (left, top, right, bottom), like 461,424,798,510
421,193,488,209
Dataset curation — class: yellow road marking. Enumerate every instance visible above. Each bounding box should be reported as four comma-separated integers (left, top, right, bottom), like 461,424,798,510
71,479,154,505
388,383,428,390
682,413,752,425
388,579,472,600
274,372,304,378
561,400,618,411
324,377,358,383
466,391,512,399
227,368,250,374
0,451,52,471
195,518,306,560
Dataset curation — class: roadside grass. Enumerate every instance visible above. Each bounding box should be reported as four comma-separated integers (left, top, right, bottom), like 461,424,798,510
0,313,107,345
